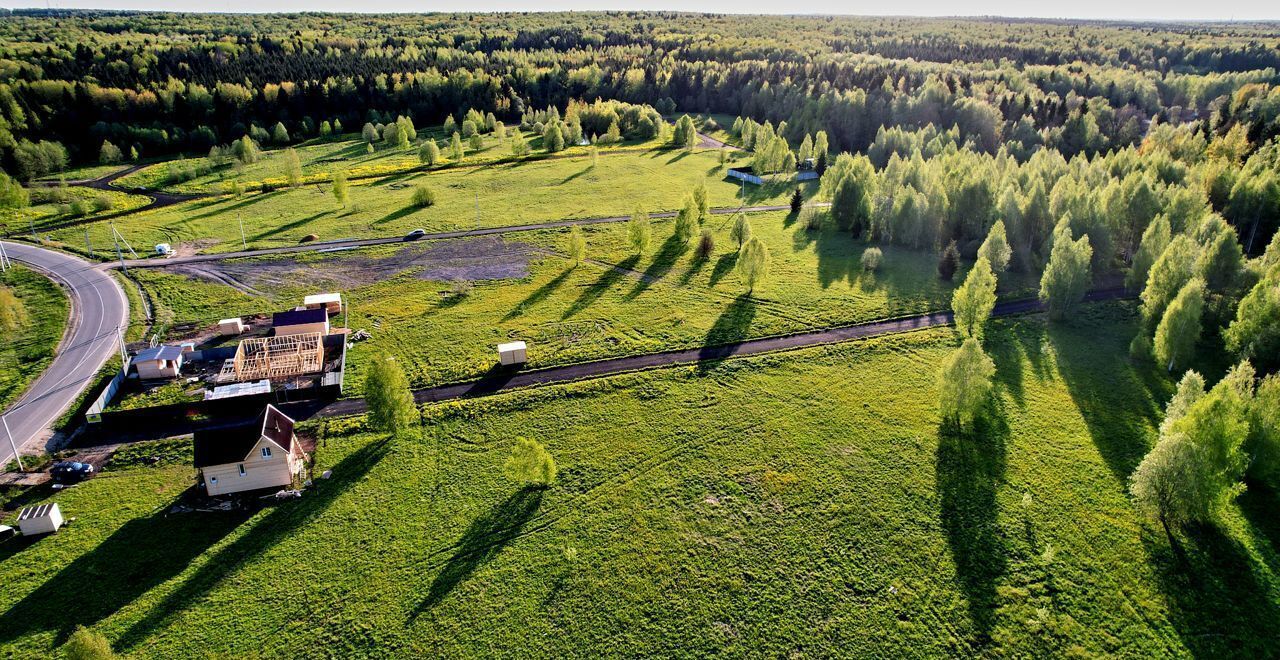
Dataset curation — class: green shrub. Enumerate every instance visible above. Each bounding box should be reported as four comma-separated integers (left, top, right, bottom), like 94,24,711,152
411,185,436,208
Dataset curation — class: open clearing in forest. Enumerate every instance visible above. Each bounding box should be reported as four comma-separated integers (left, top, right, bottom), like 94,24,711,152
2,304,1274,657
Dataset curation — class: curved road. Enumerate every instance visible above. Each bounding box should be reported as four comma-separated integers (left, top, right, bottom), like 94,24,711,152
1,241,129,467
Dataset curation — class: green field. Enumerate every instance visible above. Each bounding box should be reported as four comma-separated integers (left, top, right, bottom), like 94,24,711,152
2,304,1273,656
0,265,69,412
0,187,152,236
48,147,789,260
114,127,669,195
127,210,1039,395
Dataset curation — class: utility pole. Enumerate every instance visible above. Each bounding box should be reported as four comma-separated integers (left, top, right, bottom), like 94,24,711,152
116,325,129,372
112,227,128,275
0,241,10,272
238,215,247,251
2,415,22,472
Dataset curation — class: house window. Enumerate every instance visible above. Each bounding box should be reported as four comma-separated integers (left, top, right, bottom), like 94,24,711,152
238,464,246,476
261,446,272,459
210,477,217,485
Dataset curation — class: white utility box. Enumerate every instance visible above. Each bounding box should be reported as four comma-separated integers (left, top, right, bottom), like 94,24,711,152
497,341,528,366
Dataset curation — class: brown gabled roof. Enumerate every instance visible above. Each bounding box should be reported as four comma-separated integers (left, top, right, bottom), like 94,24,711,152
193,404,295,468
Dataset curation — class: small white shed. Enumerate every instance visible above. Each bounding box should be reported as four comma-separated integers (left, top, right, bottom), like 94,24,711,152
497,341,528,366
218,317,246,335
17,503,63,536
303,293,343,315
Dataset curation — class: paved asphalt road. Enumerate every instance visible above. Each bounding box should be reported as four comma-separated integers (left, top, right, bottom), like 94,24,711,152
1,241,129,467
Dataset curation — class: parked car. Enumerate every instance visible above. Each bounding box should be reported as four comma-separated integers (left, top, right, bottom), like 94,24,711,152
49,461,94,483
404,228,427,241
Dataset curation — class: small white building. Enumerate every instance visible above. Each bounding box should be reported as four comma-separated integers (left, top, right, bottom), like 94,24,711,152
16,503,63,536
498,341,527,366
218,318,246,335
303,293,343,315
194,405,308,497
133,345,185,380
273,308,330,337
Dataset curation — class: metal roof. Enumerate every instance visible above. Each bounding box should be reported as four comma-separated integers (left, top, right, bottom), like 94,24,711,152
273,308,328,327
135,345,185,362
17,503,59,520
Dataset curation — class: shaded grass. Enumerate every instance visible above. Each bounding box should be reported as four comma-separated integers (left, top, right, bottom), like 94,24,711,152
2,307,1268,657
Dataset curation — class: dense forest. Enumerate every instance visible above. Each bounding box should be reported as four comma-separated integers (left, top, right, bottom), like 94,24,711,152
0,11,1278,171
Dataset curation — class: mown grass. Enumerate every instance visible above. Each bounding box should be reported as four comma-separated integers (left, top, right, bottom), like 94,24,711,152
0,265,69,412
2,304,1273,657
129,210,1039,395
48,147,788,259
114,127,669,195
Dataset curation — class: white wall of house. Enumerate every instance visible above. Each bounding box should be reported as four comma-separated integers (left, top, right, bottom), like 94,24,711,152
201,438,303,496
275,320,329,336
136,358,181,380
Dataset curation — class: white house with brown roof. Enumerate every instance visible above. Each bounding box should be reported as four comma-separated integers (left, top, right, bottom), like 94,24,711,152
194,405,307,496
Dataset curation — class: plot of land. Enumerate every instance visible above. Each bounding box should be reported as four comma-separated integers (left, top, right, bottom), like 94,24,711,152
47,148,794,260
2,305,1272,657
130,210,1039,395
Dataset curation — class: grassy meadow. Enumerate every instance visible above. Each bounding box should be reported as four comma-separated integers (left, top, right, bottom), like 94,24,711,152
129,210,1040,394
0,187,152,236
47,147,795,260
114,127,671,195
2,304,1275,657
0,265,69,412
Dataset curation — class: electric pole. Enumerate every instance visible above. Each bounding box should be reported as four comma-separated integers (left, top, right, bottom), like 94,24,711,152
2,415,22,472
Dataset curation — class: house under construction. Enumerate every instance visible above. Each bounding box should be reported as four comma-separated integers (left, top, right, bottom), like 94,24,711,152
217,332,324,384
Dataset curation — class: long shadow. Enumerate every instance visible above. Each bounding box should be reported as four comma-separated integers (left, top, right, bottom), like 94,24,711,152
696,294,757,372
557,166,592,185
503,268,573,321
1047,313,1164,480
463,365,519,397
412,488,544,615
985,321,1045,408
679,251,709,285
0,498,252,646
708,251,738,287
626,235,685,299
249,211,327,241
187,191,283,220
1239,483,1280,565
935,403,1010,643
112,439,391,651
1142,520,1280,657
561,257,637,319
372,204,419,227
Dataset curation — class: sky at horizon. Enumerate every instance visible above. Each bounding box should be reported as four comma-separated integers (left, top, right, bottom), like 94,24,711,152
1,1,1278,22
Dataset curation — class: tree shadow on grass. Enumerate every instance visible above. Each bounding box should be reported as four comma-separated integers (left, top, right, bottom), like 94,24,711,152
110,438,391,651
503,268,573,321
985,321,1048,408
372,204,419,227
695,294,757,373
187,191,283,220
679,251,709,286
1239,483,1280,570
0,500,252,647
1142,519,1280,658
562,256,639,319
249,211,327,242
936,404,1009,644
412,488,544,615
627,235,685,300
557,166,592,186
708,251,738,287
1047,315,1163,481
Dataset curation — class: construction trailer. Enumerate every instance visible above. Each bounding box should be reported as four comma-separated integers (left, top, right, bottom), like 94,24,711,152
16,503,63,536
273,308,330,336
218,318,246,335
218,332,324,384
303,293,343,315
498,341,528,366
